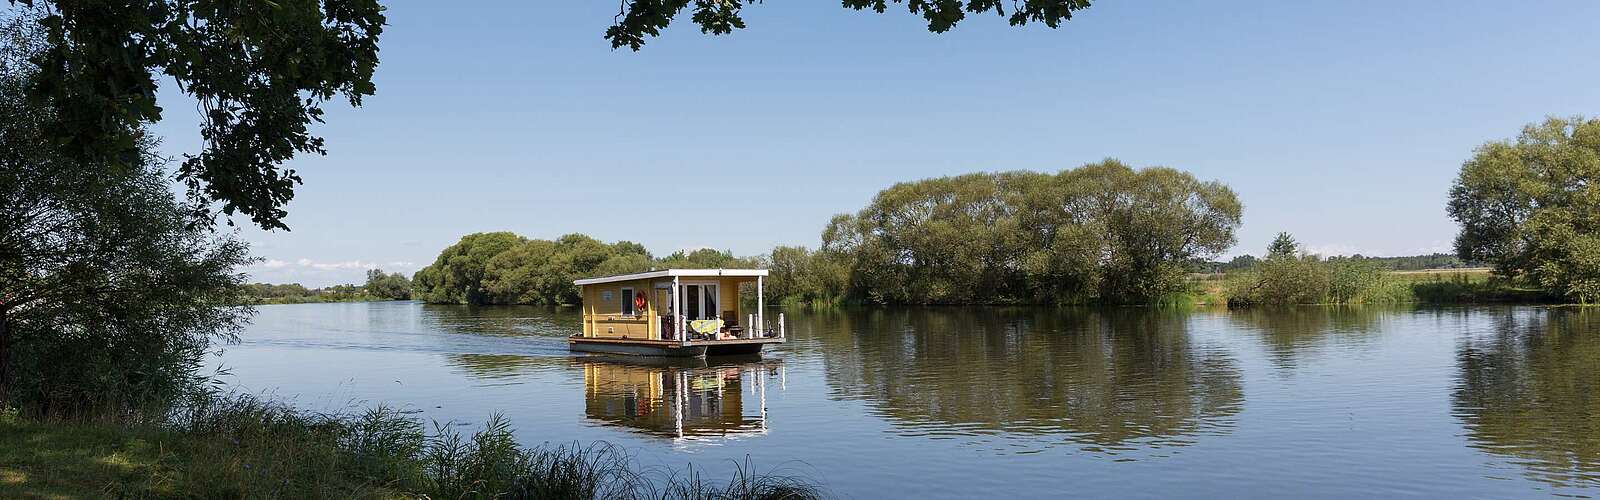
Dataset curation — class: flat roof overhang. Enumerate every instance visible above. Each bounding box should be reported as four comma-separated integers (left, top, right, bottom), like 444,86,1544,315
572,268,769,286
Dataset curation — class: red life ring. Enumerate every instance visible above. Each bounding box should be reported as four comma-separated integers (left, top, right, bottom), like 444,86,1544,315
634,292,647,312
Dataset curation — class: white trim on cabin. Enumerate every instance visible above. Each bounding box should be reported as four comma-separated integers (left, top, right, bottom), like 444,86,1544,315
572,268,769,286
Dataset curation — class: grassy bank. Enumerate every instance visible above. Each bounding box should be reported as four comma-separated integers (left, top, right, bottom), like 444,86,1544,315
1188,268,1557,307
0,397,823,499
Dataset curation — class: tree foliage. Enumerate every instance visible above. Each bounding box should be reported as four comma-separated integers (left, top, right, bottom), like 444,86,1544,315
761,246,852,306
1447,116,1600,303
3,0,385,230
416,163,1238,307
812,160,1240,304
363,269,412,300
0,29,250,412
606,0,1094,50
414,233,663,305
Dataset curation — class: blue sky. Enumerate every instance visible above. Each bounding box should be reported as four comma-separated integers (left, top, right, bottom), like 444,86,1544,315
146,1,1600,286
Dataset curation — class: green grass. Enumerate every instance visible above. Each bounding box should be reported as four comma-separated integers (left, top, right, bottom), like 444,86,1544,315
0,397,826,499
0,413,178,499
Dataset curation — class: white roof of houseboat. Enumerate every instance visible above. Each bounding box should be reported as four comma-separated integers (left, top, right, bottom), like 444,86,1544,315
572,268,769,286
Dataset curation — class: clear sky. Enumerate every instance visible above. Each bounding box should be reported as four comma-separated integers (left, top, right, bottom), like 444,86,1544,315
147,1,1600,287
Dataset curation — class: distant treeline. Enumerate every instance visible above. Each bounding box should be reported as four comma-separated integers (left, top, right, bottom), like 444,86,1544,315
415,160,1243,306
245,269,413,304
1202,252,1483,274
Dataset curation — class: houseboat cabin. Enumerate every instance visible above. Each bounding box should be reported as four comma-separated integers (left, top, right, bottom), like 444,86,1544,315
569,269,785,357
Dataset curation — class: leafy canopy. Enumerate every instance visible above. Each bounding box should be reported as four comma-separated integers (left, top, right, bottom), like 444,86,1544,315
7,0,1093,231
606,0,1094,50
1447,116,1600,302
6,0,385,230
817,160,1241,304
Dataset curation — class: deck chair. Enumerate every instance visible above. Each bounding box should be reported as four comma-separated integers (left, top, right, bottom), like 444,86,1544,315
722,310,744,337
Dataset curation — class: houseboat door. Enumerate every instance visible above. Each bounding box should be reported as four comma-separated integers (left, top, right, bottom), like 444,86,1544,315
682,283,720,320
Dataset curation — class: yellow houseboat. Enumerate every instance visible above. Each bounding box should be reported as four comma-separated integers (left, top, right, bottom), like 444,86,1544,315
569,269,785,357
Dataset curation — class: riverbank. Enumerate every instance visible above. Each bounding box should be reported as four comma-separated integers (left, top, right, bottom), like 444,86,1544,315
245,296,405,305
0,396,823,499
1187,268,1558,307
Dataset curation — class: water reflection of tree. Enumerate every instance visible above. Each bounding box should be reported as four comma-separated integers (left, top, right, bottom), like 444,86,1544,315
444,353,563,379
418,304,581,337
805,308,1242,450
1226,306,1388,370
1454,309,1600,487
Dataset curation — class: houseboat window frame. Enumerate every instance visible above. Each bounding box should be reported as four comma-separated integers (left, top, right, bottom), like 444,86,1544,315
620,287,636,317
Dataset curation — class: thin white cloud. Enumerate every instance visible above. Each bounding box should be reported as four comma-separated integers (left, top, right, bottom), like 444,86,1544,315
1304,243,1366,257
253,258,421,273
245,256,423,286
314,260,374,271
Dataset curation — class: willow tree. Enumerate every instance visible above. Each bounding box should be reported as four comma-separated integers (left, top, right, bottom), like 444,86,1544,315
823,160,1241,304
1447,116,1600,303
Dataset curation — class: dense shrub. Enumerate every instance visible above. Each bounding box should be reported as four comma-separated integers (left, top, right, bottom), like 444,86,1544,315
1226,233,1392,306
1,26,250,416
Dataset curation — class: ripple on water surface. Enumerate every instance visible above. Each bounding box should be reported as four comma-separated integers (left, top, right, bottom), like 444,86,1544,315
216,303,1600,498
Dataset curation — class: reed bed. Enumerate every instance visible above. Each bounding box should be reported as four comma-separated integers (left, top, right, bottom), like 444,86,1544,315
1,394,826,499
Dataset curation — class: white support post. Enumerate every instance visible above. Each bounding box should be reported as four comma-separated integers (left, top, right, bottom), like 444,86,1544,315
673,276,684,345
758,368,767,430
778,312,785,339
756,276,764,336
748,314,755,339
674,370,685,439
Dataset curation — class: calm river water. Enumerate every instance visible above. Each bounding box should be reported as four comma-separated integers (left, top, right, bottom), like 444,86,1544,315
212,302,1600,499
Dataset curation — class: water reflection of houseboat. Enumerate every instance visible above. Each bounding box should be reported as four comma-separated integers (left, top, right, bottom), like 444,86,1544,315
581,356,783,440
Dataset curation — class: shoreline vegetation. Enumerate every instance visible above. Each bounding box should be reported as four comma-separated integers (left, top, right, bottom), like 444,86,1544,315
0,394,824,499
3,1,1595,492
243,269,414,305
406,153,1593,309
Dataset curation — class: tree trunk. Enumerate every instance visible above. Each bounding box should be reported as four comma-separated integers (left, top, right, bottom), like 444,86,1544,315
0,307,9,404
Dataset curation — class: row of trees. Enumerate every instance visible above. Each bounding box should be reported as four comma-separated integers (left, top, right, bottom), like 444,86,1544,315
411,233,752,305
415,161,1241,306
242,269,412,304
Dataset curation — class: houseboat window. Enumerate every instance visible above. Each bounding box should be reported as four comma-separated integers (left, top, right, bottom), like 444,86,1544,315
621,288,635,316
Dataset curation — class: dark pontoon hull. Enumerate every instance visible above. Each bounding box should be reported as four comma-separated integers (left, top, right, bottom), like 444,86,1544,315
568,336,781,358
